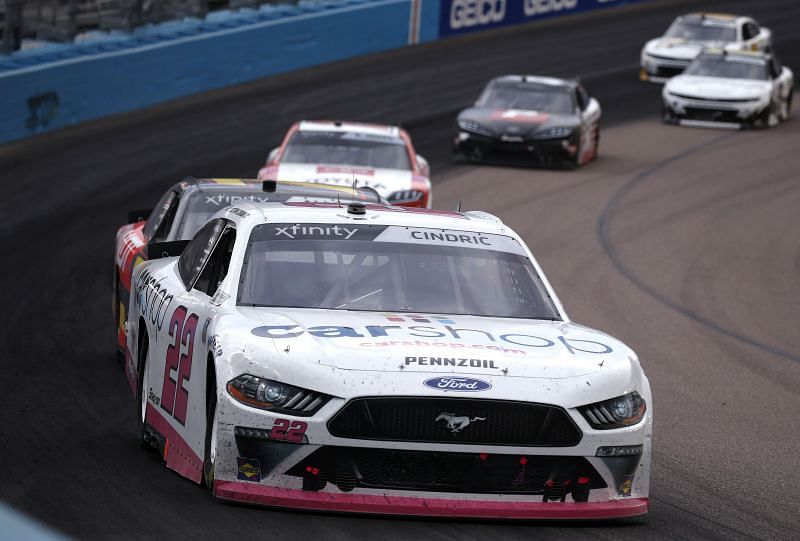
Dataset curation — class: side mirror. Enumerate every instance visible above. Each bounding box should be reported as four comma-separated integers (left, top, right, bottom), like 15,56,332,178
416,154,430,176
127,209,151,224
267,147,280,164
147,240,190,259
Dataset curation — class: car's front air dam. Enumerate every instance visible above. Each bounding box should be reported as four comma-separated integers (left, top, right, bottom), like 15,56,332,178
214,481,648,519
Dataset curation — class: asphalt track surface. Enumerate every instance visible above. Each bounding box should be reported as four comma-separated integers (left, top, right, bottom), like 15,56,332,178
1,0,799,538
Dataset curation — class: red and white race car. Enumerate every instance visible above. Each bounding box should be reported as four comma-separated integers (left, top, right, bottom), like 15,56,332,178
113,178,383,358
257,121,432,208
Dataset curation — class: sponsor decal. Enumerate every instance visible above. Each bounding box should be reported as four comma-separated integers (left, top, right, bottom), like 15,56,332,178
148,388,161,407
384,313,455,324
317,165,375,176
204,194,272,206
250,320,613,356
255,223,387,242
440,0,647,37
409,230,492,246
409,356,499,369
619,474,635,496
424,376,492,392
435,411,487,433
237,457,261,482
133,268,174,332
226,207,249,218
491,109,551,124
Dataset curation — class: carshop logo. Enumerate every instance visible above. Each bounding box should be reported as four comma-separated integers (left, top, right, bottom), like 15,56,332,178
251,317,615,356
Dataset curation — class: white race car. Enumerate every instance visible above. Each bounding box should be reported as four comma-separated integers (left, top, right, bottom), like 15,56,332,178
126,200,651,519
663,50,793,129
641,13,771,83
258,121,432,208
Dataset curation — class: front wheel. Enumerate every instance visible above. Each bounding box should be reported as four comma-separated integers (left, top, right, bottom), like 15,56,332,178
203,370,218,491
136,335,154,450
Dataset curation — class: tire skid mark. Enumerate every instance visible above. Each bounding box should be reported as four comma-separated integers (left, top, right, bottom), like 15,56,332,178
597,132,800,365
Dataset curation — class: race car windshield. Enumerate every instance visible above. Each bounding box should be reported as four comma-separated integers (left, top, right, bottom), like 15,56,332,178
665,21,736,42
281,131,412,170
477,83,574,114
684,57,768,80
238,225,560,320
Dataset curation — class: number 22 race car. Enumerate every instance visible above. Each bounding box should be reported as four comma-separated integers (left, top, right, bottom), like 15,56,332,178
125,200,651,519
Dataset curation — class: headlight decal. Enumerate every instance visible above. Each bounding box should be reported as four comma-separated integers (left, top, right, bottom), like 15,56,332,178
580,392,646,430
227,374,330,416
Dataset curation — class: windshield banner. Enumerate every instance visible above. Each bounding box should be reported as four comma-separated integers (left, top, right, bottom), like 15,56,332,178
439,0,650,37
251,224,527,255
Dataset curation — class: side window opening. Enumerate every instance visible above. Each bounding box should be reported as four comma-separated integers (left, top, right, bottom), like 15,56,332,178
150,192,180,243
576,86,589,111
178,219,225,288
194,227,237,296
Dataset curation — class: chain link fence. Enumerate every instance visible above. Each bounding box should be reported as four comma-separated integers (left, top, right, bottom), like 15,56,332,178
1,0,297,53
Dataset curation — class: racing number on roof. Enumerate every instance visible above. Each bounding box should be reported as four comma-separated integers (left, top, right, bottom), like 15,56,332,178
161,305,199,425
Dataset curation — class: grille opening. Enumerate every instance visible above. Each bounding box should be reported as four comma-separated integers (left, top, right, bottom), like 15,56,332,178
286,446,605,496
328,397,582,447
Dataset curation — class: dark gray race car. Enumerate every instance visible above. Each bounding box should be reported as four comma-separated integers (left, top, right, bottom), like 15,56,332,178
453,75,601,168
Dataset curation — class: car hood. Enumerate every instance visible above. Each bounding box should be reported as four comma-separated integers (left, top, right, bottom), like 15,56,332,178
233,308,636,380
645,38,726,61
666,75,770,100
275,163,413,196
458,107,580,137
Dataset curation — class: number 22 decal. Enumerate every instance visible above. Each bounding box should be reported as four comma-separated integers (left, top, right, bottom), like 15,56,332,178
161,306,199,425
270,419,308,443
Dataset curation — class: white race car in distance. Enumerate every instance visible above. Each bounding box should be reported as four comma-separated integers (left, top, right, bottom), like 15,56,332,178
126,200,651,519
641,13,771,82
663,50,793,129
258,121,432,208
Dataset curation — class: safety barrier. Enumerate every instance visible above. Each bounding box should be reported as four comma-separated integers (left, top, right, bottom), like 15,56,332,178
0,0,647,145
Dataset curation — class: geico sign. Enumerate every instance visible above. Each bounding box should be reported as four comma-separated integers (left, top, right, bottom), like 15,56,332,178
450,0,506,29
525,0,578,16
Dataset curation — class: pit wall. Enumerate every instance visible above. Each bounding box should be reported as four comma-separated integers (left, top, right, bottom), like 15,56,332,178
0,0,648,145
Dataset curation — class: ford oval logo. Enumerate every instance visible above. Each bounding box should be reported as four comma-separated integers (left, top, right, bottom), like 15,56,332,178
424,377,492,392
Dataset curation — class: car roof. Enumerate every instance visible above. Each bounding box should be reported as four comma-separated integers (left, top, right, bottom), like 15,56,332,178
219,201,508,235
490,75,576,89
699,48,770,64
296,120,402,138
181,178,385,203
679,13,743,27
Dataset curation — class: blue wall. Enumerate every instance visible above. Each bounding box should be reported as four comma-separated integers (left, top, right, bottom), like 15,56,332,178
0,0,647,145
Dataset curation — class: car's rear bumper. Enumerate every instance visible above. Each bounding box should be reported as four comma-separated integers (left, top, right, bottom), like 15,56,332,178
214,481,649,519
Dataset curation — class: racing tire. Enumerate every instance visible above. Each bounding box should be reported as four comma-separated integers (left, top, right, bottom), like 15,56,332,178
661,105,677,125
781,91,793,122
203,364,218,492
136,334,155,450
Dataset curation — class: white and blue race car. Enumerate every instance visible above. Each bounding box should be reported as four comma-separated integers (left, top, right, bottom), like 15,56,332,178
663,50,793,129
641,13,771,83
125,199,651,519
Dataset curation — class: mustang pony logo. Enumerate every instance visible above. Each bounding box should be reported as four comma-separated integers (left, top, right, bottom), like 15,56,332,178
435,412,487,433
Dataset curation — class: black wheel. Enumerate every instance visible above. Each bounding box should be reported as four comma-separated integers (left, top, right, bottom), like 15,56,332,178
203,365,218,491
661,105,677,124
781,91,793,122
136,334,155,450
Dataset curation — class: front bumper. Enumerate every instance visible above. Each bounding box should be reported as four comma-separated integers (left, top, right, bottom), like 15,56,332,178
215,481,649,518
662,93,766,128
212,391,652,517
452,131,577,167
